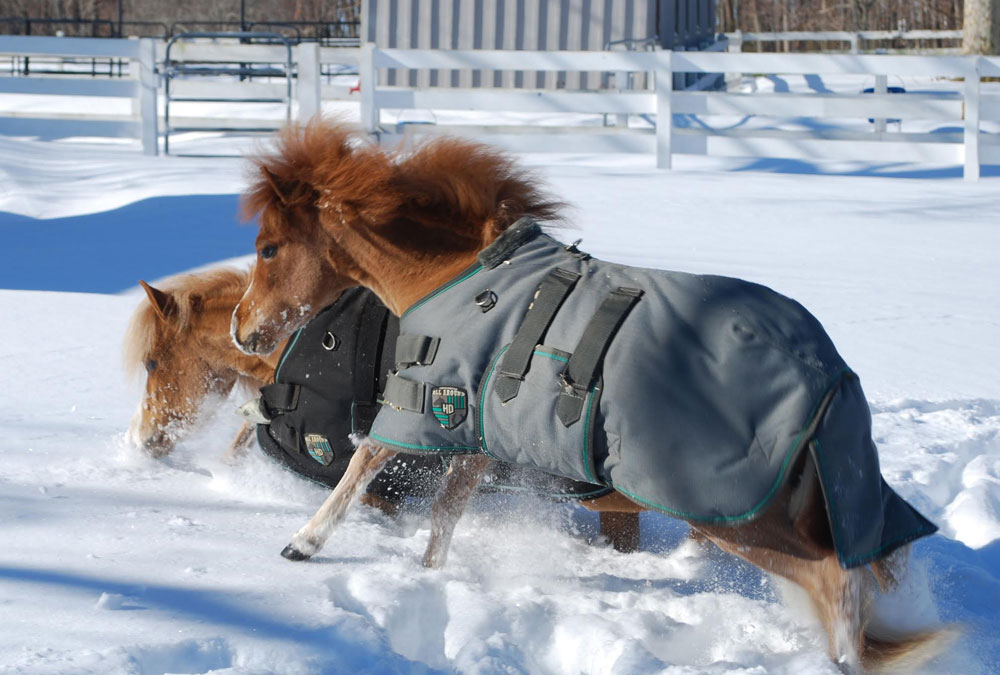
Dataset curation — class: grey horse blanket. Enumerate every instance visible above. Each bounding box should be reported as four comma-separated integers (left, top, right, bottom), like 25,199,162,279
370,218,935,567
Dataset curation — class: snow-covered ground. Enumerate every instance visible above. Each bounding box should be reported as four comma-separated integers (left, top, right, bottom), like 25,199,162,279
1,122,999,674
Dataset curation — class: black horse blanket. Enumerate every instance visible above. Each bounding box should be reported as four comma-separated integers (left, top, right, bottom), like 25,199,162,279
371,218,936,567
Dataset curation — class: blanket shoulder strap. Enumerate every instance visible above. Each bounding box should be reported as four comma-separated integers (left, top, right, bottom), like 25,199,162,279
494,267,580,403
557,286,644,426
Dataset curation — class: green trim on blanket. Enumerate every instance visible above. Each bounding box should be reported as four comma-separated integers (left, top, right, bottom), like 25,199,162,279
273,327,303,381
402,265,484,318
478,346,593,466
582,385,601,484
367,432,480,455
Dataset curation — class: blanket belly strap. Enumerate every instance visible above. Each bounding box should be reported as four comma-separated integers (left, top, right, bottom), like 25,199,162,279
494,267,580,403
260,382,300,415
557,286,644,426
382,372,425,413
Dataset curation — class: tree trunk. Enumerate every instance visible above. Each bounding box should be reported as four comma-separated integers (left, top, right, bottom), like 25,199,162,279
963,0,1000,53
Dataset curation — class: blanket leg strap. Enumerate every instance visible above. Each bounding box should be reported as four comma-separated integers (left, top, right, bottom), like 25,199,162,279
494,267,580,403
557,287,644,426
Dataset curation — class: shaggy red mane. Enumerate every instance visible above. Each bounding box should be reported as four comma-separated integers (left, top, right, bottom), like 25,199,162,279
243,119,563,249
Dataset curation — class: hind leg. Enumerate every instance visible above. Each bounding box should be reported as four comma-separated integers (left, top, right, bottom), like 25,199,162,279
692,451,867,668
701,532,867,670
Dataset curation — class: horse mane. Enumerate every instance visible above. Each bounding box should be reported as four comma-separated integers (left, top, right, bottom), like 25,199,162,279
244,119,564,249
123,267,251,379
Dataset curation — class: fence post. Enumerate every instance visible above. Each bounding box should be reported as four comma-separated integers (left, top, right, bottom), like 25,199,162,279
296,42,321,120
656,50,673,169
851,33,860,54
725,31,743,91
359,41,377,135
873,73,887,133
136,38,158,156
964,58,980,181
614,68,629,127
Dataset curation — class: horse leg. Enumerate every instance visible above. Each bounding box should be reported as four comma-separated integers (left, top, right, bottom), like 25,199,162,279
702,532,867,671
282,442,398,560
359,491,402,517
221,422,256,463
598,512,641,553
422,454,491,569
580,492,644,553
694,452,947,672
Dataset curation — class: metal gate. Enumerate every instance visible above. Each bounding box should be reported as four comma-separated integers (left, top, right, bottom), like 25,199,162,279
163,32,293,155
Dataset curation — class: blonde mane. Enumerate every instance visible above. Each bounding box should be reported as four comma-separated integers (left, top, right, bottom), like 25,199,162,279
123,267,251,380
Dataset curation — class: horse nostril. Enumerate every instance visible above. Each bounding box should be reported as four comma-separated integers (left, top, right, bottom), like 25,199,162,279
246,331,261,352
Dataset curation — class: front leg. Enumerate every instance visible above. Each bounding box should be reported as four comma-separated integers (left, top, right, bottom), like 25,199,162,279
422,454,491,569
221,422,256,463
282,441,397,561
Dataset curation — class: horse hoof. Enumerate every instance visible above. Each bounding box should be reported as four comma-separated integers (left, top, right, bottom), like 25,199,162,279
281,545,311,561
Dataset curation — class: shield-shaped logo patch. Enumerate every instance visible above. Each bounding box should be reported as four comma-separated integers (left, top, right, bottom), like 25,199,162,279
304,433,335,466
431,386,468,429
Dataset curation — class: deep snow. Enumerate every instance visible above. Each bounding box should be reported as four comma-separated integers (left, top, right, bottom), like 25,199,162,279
0,128,999,674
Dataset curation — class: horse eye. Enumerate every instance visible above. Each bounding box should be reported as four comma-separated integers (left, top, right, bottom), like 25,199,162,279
145,359,158,373
260,245,278,260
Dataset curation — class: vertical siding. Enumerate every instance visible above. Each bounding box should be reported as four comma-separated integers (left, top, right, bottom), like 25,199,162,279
363,0,705,90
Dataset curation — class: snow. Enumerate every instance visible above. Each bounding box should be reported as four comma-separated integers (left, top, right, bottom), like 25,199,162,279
1,118,999,674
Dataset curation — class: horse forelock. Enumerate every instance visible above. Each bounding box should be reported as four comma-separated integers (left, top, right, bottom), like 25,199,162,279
242,120,379,223
122,267,251,380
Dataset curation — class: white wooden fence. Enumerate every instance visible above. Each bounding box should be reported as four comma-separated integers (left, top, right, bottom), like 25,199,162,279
0,36,360,155
0,36,997,180
0,36,157,154
362,46,999,180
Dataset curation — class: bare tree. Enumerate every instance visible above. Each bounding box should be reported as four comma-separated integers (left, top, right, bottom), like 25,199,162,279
716,0,966,51
0,0,361,37
963,0,1000,53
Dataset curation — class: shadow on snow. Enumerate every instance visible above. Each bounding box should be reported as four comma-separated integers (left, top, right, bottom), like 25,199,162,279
0,194,255,294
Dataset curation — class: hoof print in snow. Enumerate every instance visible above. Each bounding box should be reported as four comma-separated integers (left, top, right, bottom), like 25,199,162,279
281,545,311,561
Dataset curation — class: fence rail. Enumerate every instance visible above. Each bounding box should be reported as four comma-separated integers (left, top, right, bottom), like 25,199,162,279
723,30,964,53
0,36,996,178
361,46,997,180
0,35,155,153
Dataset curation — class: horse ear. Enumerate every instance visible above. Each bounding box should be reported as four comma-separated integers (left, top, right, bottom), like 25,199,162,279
261,166,289,206
139,280,177,322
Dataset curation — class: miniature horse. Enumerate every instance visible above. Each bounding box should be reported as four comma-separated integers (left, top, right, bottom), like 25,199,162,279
231,120,948,673
125,234,350,457
124,268,281,457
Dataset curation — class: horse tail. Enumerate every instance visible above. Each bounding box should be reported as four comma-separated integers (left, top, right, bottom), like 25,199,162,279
857,548,957,672
860,624,957,673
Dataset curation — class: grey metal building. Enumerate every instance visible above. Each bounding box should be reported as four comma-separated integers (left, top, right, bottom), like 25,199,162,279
362,0,716,89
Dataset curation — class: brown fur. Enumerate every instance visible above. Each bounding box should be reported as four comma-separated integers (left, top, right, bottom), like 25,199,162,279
236,119,564,319
238,118,949,672
124,267,281,457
